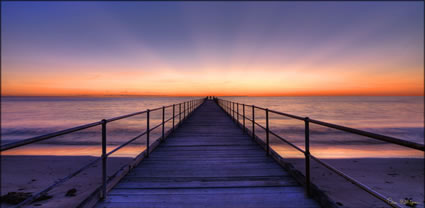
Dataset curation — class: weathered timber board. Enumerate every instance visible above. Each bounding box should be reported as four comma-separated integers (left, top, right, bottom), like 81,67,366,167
96,100,319,208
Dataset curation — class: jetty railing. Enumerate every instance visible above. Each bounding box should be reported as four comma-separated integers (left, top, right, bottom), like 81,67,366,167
0,97,206,208
216,98,424,208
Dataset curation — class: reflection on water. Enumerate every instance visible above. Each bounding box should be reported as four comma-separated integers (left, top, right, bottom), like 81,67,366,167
226,96,424,144
273,144,423,159
1,96,423,158
1,144,145,157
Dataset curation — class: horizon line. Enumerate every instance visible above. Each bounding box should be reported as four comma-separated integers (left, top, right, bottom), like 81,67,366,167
1,94,424,97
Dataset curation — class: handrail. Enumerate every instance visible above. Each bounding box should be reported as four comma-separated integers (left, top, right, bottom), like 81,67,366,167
308,118,424,151
0,121,102,151
2,97,207,208
232,110,305,153
105,130,148,157
106,110,148,123
309,155,396,206
219,99,424,151
269,109,305,121
0,99,202,151
215,97,423,208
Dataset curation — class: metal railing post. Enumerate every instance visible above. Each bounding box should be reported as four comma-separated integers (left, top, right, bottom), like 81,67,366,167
243,104,245,132
146,109,150,158
101,119,107,200
184,102,186,120
230,101,232,118
237,103,239,125
266,109,270,156
162,106,165,142
5,98,424,208
172,104,175,132
252,106,255,139
232,102,235,122
305,117,311,196
227,101,230,114
229,101,231,117
179,103,181,124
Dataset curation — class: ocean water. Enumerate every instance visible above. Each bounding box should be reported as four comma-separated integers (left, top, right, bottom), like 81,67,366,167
222,96,424,158
1,96,423,158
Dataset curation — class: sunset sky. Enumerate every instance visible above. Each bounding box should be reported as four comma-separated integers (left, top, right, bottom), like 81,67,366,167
1,2,424,96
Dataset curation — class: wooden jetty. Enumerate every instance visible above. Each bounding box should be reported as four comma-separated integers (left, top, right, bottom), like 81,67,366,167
96,100,319,208
3,97,423,208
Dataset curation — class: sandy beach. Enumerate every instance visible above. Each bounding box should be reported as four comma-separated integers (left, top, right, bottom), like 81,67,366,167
285,158,424,208
2,155,423,208
1,155,132,208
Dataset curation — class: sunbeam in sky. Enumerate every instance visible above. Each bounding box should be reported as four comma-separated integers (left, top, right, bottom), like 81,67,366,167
1,2,423,96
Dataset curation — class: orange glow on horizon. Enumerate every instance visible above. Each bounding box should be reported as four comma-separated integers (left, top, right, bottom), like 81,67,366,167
2,2,423,97
2,65,423,97
3,144,422,159
2,89,423,97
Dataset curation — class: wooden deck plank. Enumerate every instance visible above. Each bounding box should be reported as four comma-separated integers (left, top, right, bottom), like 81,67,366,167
115,178,297,189
98,192,318,208
134,162,281,169
108,186,308,195
96,100,319,208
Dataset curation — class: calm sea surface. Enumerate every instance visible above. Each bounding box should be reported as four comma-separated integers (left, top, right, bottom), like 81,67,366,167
1,96,423,158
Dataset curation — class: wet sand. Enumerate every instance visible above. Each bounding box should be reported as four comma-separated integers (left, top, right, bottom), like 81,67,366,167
1,155,132,208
